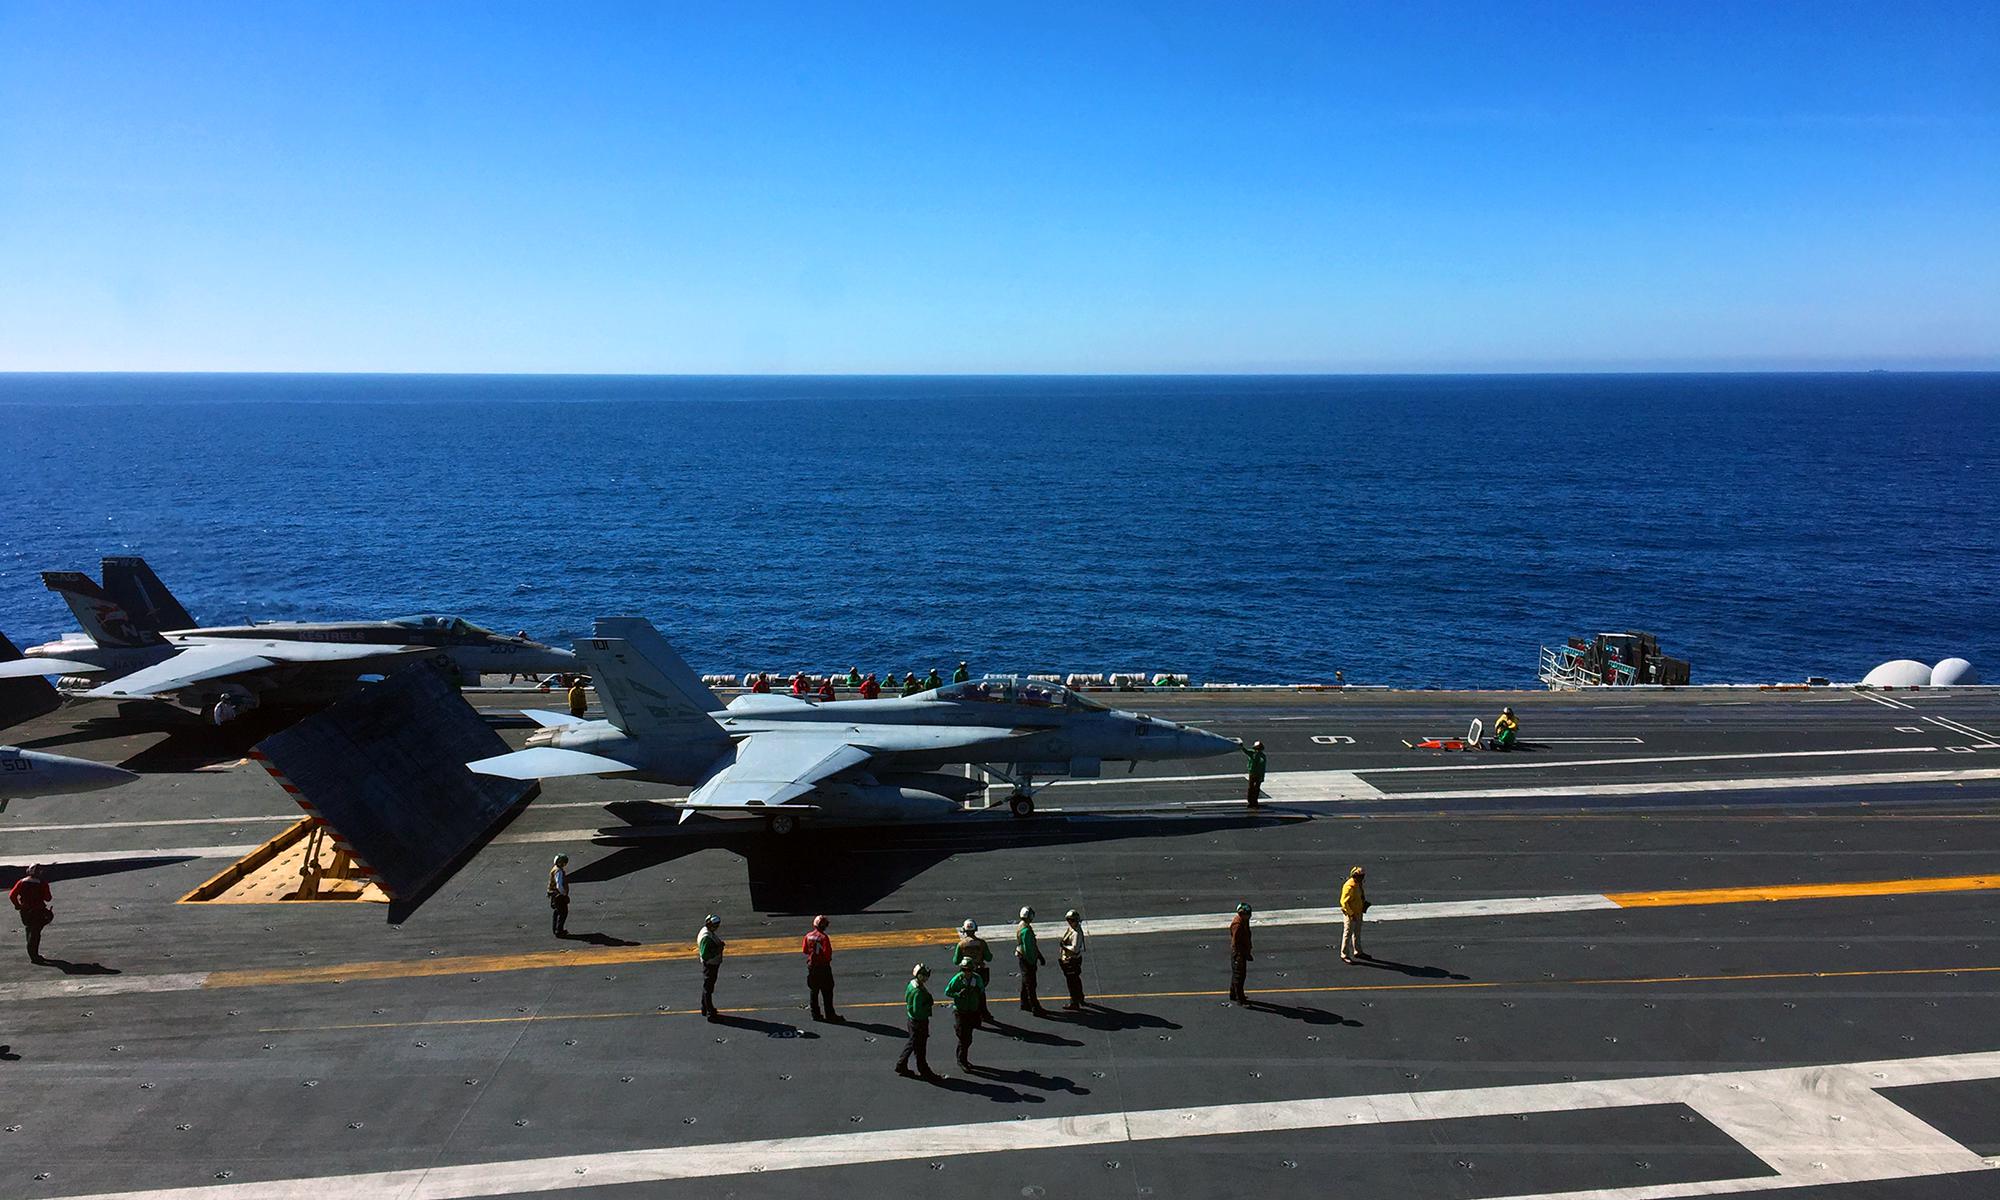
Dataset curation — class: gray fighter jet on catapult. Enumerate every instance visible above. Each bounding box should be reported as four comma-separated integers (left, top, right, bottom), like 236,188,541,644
0,746,138,810
0,556,574,722
470,616,1240,833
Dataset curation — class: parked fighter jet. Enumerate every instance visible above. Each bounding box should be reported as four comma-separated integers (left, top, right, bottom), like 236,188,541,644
470,617,1238,832
0,746,137,810
0,557,574,721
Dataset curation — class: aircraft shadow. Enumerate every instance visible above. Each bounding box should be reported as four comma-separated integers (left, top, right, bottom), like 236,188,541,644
578,811,1306,915
1353,956,1470,981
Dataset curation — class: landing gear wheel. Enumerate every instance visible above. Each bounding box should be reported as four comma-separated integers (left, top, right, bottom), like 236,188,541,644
1008,794,1034,819
767,811,798,836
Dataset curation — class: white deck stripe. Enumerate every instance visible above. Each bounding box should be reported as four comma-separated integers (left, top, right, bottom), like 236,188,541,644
1362,746,1938,775
1089,893,1618,936
44,1050,2000,1200
1287,766,2000,804
1054,746,1941,790
1928,713,1999,741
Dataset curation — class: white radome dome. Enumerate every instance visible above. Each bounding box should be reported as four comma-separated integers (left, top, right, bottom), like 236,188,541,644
1861,660,1932,687
1931,658,1981,686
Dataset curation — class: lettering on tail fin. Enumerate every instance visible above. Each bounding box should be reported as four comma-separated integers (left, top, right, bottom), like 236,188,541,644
40,571,165,649
102,556,196,632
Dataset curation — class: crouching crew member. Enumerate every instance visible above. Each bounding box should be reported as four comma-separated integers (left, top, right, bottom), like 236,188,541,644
1058,909,1087,1009
896,964,939,1079
804,914,839,1021
1492,706,1519,750
696,914,725,1019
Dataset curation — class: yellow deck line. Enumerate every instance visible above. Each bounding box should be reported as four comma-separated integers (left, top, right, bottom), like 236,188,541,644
206,925,962,989
256,962,2000,1033
1606,874,2000,908
207,873,2000,991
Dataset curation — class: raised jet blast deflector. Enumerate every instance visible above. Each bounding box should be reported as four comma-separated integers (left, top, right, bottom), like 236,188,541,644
253,663,535,909
0,633,63,731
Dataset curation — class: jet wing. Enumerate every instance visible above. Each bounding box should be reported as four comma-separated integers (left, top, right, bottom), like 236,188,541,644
85,639,426,699
0,658,104,678
467,746,639,779
687,731,876,808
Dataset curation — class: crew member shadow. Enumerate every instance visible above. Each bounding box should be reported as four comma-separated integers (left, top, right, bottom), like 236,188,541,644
713,1014,821,1039
1242,999,1361,1026
821,1017,905,1039
555,931,640,947
1059,1004,1180,1032
1354,957,1470,981
933,1072,1045,1104
966,1064,1091,1096
986,1019,1083,1048
35,957,120,976
0,1045,19,1061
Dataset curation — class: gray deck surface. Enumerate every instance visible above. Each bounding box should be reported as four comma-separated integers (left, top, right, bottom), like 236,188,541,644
3,686,1999,1199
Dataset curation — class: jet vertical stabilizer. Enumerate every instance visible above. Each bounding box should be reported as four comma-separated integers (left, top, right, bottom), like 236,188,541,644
41,571,166,649
577,618,732,756
102,556,196,633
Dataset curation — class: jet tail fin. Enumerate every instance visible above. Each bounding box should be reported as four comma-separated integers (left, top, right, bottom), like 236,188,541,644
576,617,730,752
102,556,196,632
41,571,166,648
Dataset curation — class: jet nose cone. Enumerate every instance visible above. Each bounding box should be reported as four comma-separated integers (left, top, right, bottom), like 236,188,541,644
1178,727,1240,759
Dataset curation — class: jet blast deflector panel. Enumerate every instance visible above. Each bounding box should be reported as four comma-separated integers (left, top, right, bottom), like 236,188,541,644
252,664,536,906
0,633,61,731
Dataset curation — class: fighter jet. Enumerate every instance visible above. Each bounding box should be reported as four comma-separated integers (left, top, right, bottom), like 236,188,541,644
0,746,137,810
0,556,574,721
470,617,1239,833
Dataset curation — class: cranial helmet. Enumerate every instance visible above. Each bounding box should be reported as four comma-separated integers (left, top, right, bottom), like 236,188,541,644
1065,909,1081,922
960,919,978,933
912,963,930,979
553,854,568,865
1019,906,1034,921
812,914,829,930
704,914,721,927
1236,902,1251,914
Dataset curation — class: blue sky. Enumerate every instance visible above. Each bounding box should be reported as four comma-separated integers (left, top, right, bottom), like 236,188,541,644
1,2,1995,372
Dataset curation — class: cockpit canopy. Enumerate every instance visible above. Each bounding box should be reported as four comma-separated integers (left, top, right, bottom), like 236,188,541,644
389,614,492,637
932,675,1105,711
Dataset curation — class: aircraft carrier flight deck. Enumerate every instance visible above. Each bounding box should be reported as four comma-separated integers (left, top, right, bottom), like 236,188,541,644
5,684,2000,1200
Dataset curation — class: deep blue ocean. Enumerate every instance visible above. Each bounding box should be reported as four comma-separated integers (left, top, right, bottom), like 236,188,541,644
1,373,1994,687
